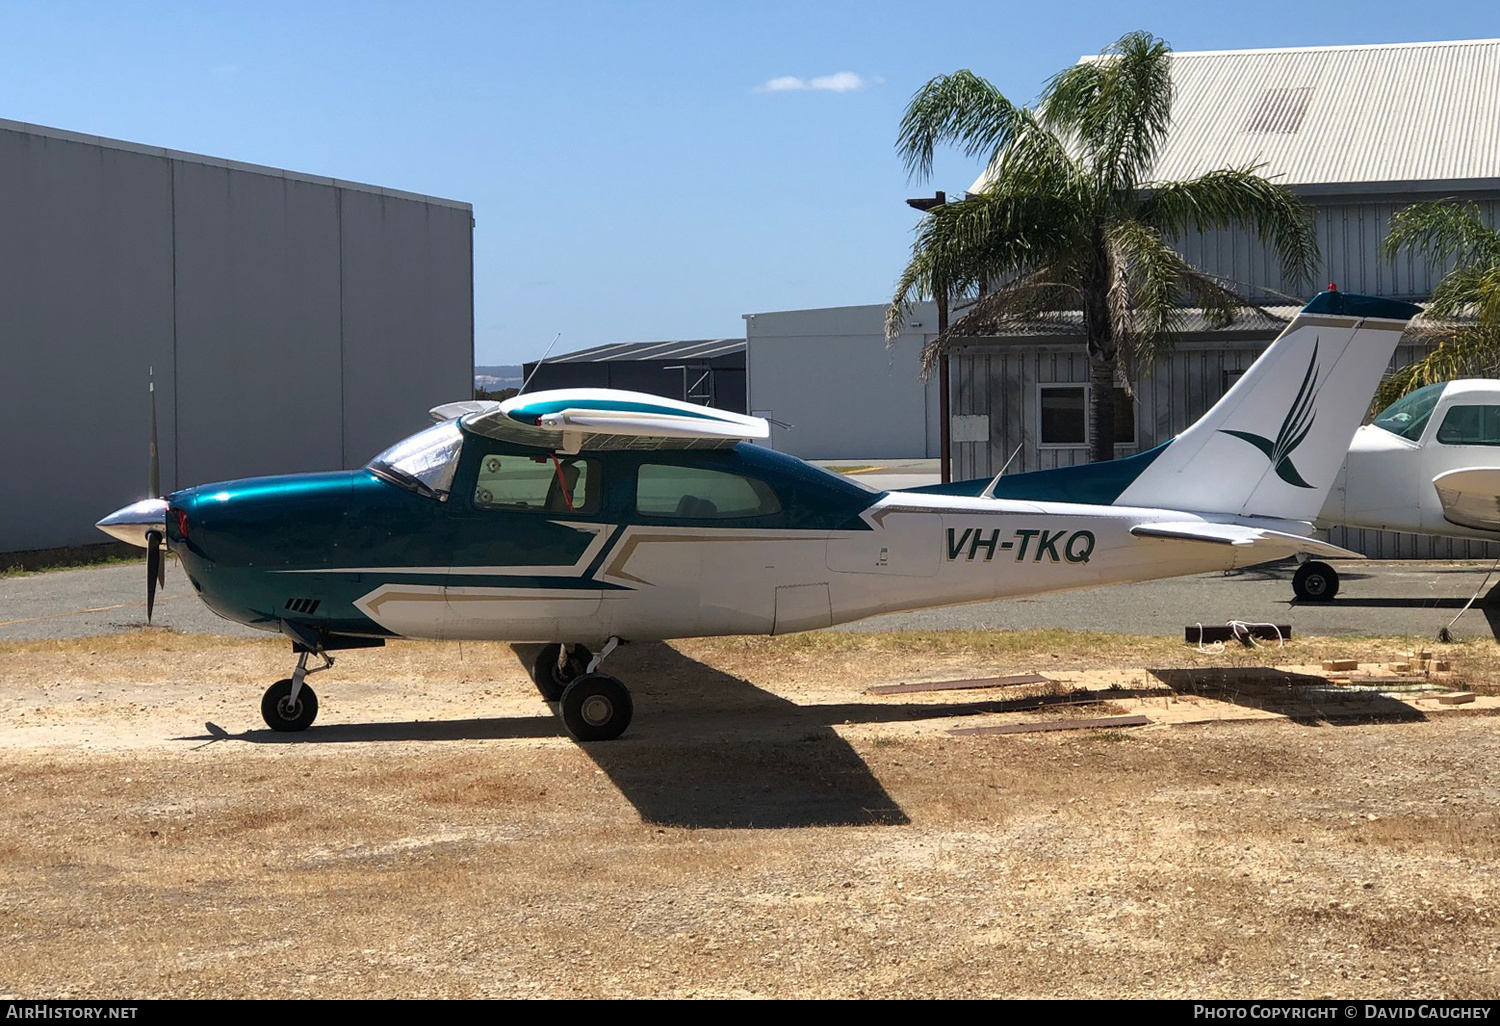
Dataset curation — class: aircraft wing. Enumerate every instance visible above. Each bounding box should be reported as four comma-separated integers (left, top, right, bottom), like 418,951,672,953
1433,468,1500,532
463,389,770,452
1129,521,1363,558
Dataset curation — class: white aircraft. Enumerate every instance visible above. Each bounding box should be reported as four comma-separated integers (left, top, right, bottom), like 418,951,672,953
97,290,1419,741
1296,378,1500,600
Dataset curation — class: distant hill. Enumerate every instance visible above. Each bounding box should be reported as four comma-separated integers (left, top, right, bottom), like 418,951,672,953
474,365,524,390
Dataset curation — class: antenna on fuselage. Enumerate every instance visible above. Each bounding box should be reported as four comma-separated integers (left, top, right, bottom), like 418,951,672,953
519,333,563,394
979,443,1024,500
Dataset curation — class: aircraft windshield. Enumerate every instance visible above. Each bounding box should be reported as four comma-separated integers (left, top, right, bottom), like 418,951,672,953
1370,382,1446,442
367,421,464,500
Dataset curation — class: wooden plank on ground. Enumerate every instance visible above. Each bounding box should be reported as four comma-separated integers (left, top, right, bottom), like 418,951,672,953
868,673,1053,696
1185,624,1292,644
950,714,1150,736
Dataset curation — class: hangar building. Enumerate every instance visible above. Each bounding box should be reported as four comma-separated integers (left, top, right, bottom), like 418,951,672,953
522,338,747,413
0,118,473,555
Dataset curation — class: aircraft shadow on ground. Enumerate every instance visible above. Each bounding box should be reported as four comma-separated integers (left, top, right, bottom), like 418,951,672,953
1146,667,1426,725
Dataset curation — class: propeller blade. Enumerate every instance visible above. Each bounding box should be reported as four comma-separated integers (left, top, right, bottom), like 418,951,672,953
145,530,162,623
148,369,160,501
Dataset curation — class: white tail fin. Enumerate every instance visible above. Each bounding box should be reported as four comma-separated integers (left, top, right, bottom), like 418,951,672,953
1113,292,1421,521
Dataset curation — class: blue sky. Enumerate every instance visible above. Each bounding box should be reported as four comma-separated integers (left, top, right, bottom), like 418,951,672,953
0,2,1494,363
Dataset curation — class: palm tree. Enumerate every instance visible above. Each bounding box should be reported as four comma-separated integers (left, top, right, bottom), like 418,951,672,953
888,32,1320,463
1375,200,1500,410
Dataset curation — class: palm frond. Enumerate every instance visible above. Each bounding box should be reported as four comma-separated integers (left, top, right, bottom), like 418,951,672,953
1140,166,1318,288
1427,263,1500,333
896,71,1023,183
1373,326,1500,411
1382,200,1500,268
886,186,1086,340
921,267,1079,374
1041,31,1173,193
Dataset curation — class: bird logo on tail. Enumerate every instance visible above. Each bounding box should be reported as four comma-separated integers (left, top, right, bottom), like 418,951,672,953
1219,340,1321,489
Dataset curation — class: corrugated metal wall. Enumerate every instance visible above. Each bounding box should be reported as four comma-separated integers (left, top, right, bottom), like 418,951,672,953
1175,197,1499,302
0,122,473,553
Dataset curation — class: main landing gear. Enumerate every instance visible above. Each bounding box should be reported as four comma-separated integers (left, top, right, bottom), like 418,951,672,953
1292,560,1340,602
530,638,632,742
261,649,334,731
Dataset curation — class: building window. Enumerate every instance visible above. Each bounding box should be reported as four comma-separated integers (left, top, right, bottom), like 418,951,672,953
1039,386,1087,445
1436,405,1500,446
1038,385,1135,447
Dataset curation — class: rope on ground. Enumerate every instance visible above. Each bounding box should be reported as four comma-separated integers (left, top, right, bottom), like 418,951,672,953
1438,555,1500,643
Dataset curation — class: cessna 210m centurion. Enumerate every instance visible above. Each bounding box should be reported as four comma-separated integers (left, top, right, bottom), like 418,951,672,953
98,290,1420,742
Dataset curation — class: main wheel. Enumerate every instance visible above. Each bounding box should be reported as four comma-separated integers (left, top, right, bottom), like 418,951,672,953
261,678,318,732
559,674,632,742
531,644,592,702
1293,560,1339,602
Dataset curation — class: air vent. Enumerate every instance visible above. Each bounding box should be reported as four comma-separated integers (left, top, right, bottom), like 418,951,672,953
284,598,321,615
1244,87,1312,134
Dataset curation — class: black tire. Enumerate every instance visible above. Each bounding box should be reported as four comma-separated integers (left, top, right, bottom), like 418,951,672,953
261,678,318,732
559,674,632,742
531,644,592,702
1293,561,1339,602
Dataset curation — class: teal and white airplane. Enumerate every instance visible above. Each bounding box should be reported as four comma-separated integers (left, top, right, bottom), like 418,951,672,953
98,291,1420,742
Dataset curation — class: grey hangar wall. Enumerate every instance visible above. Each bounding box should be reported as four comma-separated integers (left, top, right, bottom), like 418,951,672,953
0,120,473,554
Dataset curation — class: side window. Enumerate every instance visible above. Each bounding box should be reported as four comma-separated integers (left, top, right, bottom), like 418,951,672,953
474,454,599,513
1436,406,1500,446
636,465,782,519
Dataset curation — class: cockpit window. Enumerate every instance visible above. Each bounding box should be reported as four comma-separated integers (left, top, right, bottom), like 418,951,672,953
367,421,464,500
1371,382,1446,442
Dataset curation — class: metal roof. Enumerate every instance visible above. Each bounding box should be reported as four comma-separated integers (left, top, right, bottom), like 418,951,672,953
545,338,744,363
971,38,1500,194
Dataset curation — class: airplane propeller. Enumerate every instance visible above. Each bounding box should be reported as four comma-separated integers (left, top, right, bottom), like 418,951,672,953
143,371,167,623
96,372,171,624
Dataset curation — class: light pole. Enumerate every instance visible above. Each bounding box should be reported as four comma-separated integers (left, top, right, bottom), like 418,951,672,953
906,191,951,482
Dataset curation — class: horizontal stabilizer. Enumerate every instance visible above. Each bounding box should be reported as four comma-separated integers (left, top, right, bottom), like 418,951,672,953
1129,521,1362,559
1434,468,1500,531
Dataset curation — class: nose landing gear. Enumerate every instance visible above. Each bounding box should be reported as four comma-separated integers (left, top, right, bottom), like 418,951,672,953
261,649,334,731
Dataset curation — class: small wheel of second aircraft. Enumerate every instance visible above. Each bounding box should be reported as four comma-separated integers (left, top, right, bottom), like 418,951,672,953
559,674,632,742
531,643,592,702
1292,560,1339,602
261,678,318,732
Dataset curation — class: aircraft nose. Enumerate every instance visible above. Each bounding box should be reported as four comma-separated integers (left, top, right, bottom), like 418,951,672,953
96,498,168,548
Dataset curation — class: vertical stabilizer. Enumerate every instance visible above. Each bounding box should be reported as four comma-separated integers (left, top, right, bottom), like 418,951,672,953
1112,292,1421,521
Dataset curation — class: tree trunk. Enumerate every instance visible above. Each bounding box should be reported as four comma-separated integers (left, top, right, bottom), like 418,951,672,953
1087,353,1116,463
1082,268,1117,464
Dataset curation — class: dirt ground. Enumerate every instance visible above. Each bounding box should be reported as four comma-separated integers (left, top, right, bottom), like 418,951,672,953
2,628,1500,999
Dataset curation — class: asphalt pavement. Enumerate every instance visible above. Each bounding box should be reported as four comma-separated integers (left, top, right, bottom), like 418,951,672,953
2,557,1498,644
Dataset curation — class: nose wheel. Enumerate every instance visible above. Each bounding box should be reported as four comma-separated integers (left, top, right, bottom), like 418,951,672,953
262,678,319,731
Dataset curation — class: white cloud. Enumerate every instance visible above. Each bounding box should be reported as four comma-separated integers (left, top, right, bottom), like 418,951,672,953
756,71,869,94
